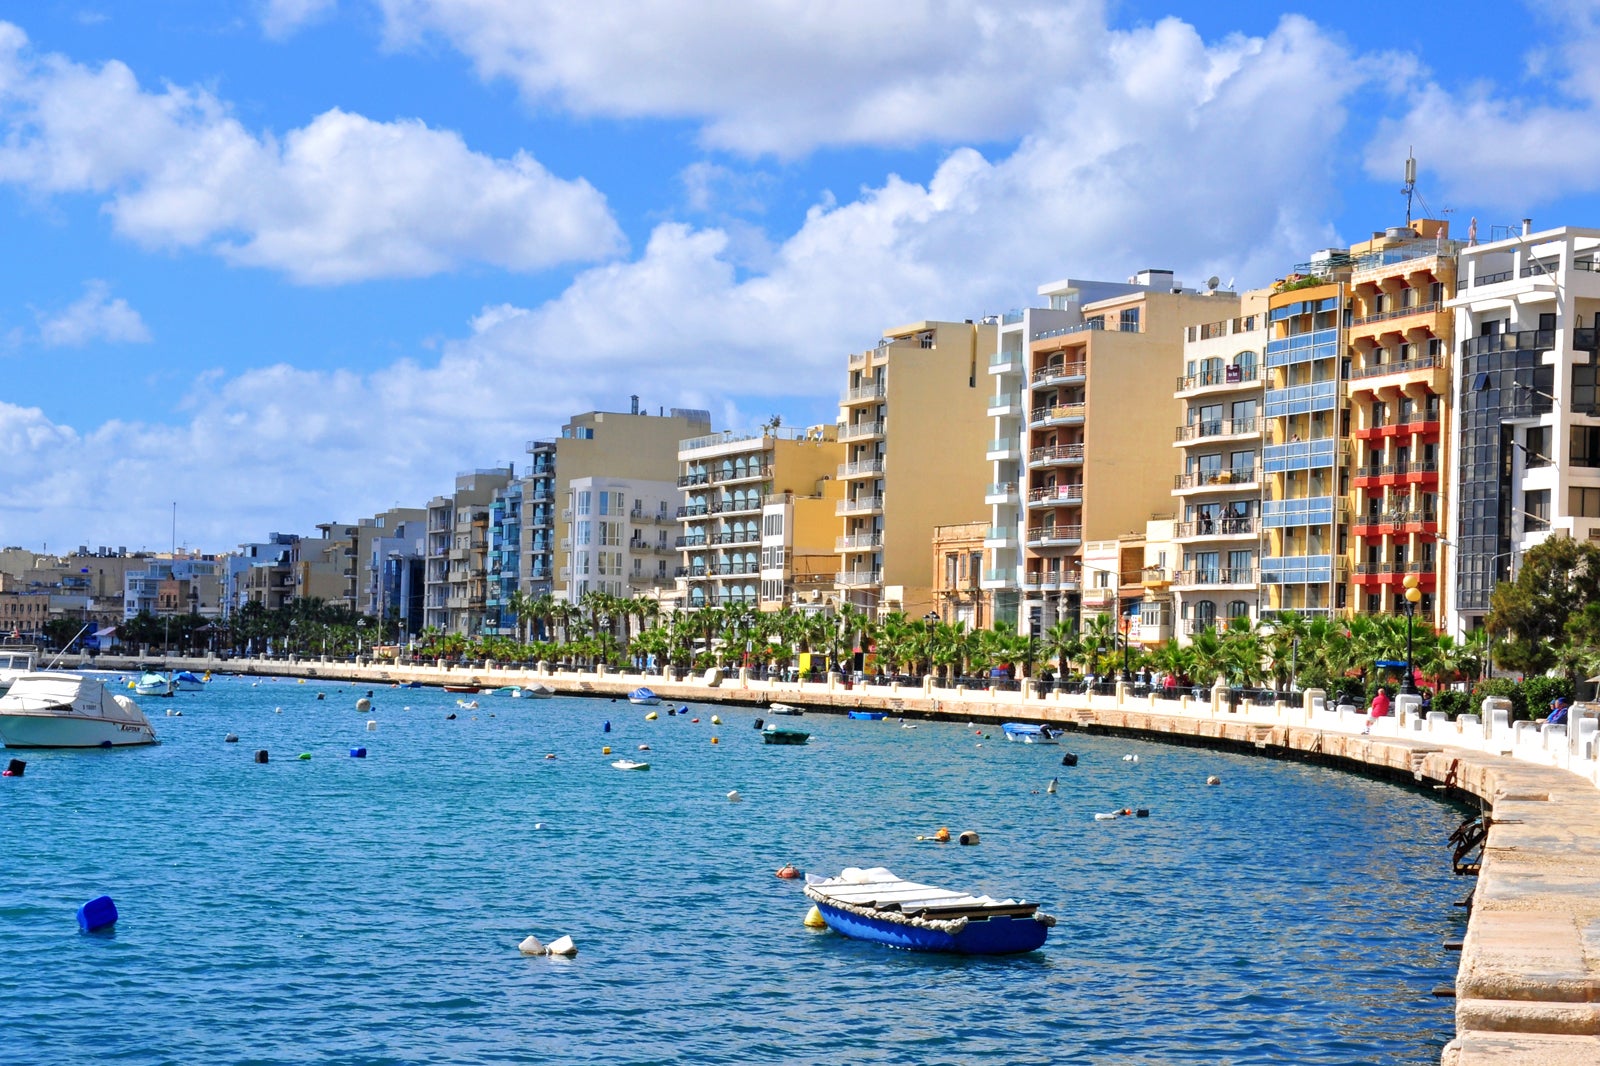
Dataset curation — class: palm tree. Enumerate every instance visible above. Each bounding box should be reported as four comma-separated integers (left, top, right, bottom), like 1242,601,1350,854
1041,619,1082,679
1082,612,1119,678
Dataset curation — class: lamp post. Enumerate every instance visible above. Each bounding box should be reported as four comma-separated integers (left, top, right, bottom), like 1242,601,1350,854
923,611,938,681
1400,573,1421,695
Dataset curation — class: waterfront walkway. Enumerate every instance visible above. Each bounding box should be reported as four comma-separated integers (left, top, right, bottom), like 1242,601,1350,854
78,655,1600,1064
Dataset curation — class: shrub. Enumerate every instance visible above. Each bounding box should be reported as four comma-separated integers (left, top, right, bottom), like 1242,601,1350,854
1474,677,1527,721
1430,689,1470,719
1521,674,1573,718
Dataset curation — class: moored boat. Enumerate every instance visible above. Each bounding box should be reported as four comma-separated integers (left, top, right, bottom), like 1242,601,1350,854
0,672,158,749
133,671,175,697
761,725,810,745
804,867,1054,955
767,702,804,716
0,646,38,695
610,758,650,771
1002,722,1058,744
173,670,208,691
628,687,662,706
442,684,481,694
847,710,886,721
523,684,554,699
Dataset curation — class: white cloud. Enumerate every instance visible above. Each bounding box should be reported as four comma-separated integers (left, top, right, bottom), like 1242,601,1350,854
261,0,338,40
0,23,623,283
376,0,1108,155
0,12,1368,552
35,280,151,347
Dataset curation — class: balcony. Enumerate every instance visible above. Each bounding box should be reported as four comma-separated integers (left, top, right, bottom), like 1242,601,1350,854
676,472,710,487
1350,414,1442,440
1471,268,1516,287
1349,460,1440,487
985,481,1019,504
839,421,885,442
712,496,765,515
990,349,1025,373
838,458,884,480
836,532,883,551
841,382,887,405
1174,416,1263,443
1352,561,1439,586
1029,403,1086,427
674,535,708,548
1265,328,1339,370
987,437,1022,460
1029,361,1087,388
1462,328,1556,357
449,547,469,561
1027,484,1084,508
1350,301,1442,329
988,392,1025,416
1022,570,1081,592
677,503,709,518
837,496,884,516
713,464,770,485
1260,438,1337,474
1263,380,1338,417
1259,555,1342,585
1350,510,1439,536
1174,516,1259,540
836,570,882,588
1025,524,1083,548
1348,352,1444,386
1172,567,1257,588
710,530,760,546
1028,442,1085,467
1261,496,1338,528
982,567,1014,584
1176,366,1260,393
1173,467,1257,492
984,526,1017,547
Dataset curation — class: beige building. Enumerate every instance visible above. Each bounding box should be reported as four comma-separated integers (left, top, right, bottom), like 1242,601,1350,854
837,319,997,617
999,273,1239,637
930,521,991,629
760,485,845,612
425,468,513,634
677,425,842,609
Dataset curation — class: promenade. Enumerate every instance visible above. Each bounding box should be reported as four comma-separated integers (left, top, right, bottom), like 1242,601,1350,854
79,654,1600,1065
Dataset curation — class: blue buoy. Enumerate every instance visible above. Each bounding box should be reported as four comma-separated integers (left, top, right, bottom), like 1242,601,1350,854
349,747,367,758
603,720,611,733
77,895,118,932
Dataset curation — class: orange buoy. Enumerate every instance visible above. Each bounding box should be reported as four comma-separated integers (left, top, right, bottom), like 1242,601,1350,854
775,864,802,880
933,826,950,843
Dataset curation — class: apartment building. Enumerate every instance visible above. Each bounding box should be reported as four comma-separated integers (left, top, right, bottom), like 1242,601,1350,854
993,273,1237,639
1345,222,1457,624
566,475,678,601
1446,224,1600,634
523,439,557,598
759,485,843,612
423,468,513,634
362,508,426,640
837,319,996,617
930,521,989,629
123,554,224,620
1080,535,1148,639
485,481,524,633
234,533,300,612
1170,291,1267,639
677,425,841,609
306,522,360,610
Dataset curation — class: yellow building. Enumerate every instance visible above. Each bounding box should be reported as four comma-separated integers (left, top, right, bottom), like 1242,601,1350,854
930,521,991,629
677,425,842,609
837,319,996,618
760,484,844,612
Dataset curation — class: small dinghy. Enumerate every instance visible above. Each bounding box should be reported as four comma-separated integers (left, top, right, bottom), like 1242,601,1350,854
768,702,805,716
610,758,651,771
847,710,887,721
628,687,662,706
761,725,810,745
1001,722,1059,745
804,867,1054,955
173,670,207,691
523,684,554,699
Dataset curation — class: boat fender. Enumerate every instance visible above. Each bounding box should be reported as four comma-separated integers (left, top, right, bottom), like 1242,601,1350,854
173,711,182,717
803,905,826,928
1135,808,1150,817
275,707,282,714
254,750,269,764
518,935,546,956
77,895,118,933
727,790,742,802
637,744,649,751
1061,753,1078,767
645,711,658,721
349,748,367,758
753,718,764,730
224,734,239,743
4,758,25,777
165,709,173,716
602,746,611,754
366,720,377,731
775,863,801,879
357,698,371,712
1093,812,1117,820
603,721,611,733
958,831,980,846
446,713,457,720
1046,778,1057,794
1206,775,1221,786
711,715,722,725
545,935,577,957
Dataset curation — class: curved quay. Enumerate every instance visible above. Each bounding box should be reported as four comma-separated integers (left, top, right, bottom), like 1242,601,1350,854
89,655,1600,1065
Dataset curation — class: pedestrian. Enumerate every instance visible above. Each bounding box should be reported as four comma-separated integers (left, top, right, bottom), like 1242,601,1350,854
1547,697,1570,726
1369,687,1391,718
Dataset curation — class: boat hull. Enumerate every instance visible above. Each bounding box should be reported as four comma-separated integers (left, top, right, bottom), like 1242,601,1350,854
813,902,1050,955
847,711,886,721
762,729,810,745
0,713,157,749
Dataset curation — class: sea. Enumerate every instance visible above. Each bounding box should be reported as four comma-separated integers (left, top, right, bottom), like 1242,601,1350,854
2,674,1467,1065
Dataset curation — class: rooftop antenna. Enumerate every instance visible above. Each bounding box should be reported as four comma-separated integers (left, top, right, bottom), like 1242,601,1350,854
1402,148,1417,226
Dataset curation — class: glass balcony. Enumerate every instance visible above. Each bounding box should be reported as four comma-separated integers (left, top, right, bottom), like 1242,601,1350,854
1260,437,1337,473
838,458,884,479
1175,416,1263,443
1264,327,1339,369
838,420,886,442
836,496,884,516
1263,380,1337,417
836,532,882,551
1261,497,1335,528
1259,555,1338,585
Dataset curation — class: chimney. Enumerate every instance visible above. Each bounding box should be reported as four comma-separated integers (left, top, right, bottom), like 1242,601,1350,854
630,394,639,415
1523,218,1532,236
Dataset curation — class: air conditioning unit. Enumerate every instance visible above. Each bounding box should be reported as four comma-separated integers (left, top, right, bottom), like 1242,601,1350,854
561,508,573,520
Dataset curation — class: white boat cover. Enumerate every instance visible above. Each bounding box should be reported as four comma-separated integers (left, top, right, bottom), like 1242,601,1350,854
0,672,155,728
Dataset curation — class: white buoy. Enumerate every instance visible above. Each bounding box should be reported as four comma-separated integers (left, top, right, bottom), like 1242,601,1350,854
727,790,742,802
545,935,577,956
638,744,650,751
275,707,282,714
1122,754,1139,763
1046,777,1058,794
366,720,377,731
518,935,546,955
165,709,173,716
533,822,544,830
357,697,372,712
710,715,722,725
1206,775,1221,786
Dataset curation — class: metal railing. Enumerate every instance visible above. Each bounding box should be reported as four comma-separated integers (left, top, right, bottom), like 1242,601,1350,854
1351,301,1441,328
1174,468,1256,489
1030,361,1087,385
1175,416,1263,442
1175,516,1258,538
1029,403,1086,424
1349,353,1443,380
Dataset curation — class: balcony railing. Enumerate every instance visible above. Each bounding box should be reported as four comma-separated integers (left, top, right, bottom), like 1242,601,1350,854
988,392,1024,412
1349,353,1443,381
841,382,887,404
676,473,710,487
710,531,760,546
838,421,886,442
836,496,884,516
987,437,1022,455
838,458,884,479
1351,460,1440,479
1175,516,1258,538
1027,485,1084,506
1174,468,1256,490
990,349,1024,367
1353,561,1437,577
836,570,882,587
1471,268,1515,287
1351,301,1441,328
1461,328,1556,357
1175,416,1263,442
985,526,1017,543
1025,524,1083,546
1029,442,1085,465
986,482,1018,500
836,532,883,551
1029,403,1086,425
1173,567,1257,586
1176,366,1259,392
1030,361,1087,386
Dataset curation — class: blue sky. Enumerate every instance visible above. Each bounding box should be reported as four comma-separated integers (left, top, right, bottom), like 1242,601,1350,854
1,0,1597,554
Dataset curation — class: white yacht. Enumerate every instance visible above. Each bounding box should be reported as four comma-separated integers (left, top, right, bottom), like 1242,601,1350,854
0,647,37,695
0,672,158,748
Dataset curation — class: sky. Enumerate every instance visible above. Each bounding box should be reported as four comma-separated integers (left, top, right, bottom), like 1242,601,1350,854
1,0,1597,555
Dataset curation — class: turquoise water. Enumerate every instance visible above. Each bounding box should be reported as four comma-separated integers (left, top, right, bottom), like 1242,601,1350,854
4,676,1465,1064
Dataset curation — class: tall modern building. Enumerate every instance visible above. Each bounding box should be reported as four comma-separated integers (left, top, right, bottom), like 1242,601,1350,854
837,319,996,617
1446,223,1600,635
565,475,678,601
991,273,1237,638
523,440,557,598
424,468,513,634
1169,291,1267,639
485,481,524,634
677,425,841,609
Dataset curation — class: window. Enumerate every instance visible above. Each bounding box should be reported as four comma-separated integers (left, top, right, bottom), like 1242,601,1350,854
1575,364,1600,414
1525,489,1551,530
1120,307,1141,332
1573,426,1600,468
577,491,592,516
1526,426,1551,467
1571,487,1600,518
1227,600,1250,619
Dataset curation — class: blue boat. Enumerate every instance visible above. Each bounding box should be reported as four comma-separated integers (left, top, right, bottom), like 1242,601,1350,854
847,710,887,721
804,867,1054,955
173,671,207,691
1001,722,1058,744
628,687,662,706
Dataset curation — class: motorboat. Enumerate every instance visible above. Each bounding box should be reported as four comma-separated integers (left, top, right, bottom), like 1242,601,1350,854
610,758,650,771
490,685,523,697
1002,722,1059,744
443,683,481,693
767,702,804,716
628,687,662,706
173,670,208,691
133,671,175,697
0,672,158,748
761,725,810,745
523,684,554,699
804,867,1054,955
0,646,37,695
847,710,887,721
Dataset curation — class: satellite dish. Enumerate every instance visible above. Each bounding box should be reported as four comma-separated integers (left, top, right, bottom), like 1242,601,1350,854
1206,275,1221,291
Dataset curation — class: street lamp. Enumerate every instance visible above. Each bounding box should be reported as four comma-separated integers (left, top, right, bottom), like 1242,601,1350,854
1400,573,1422,695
